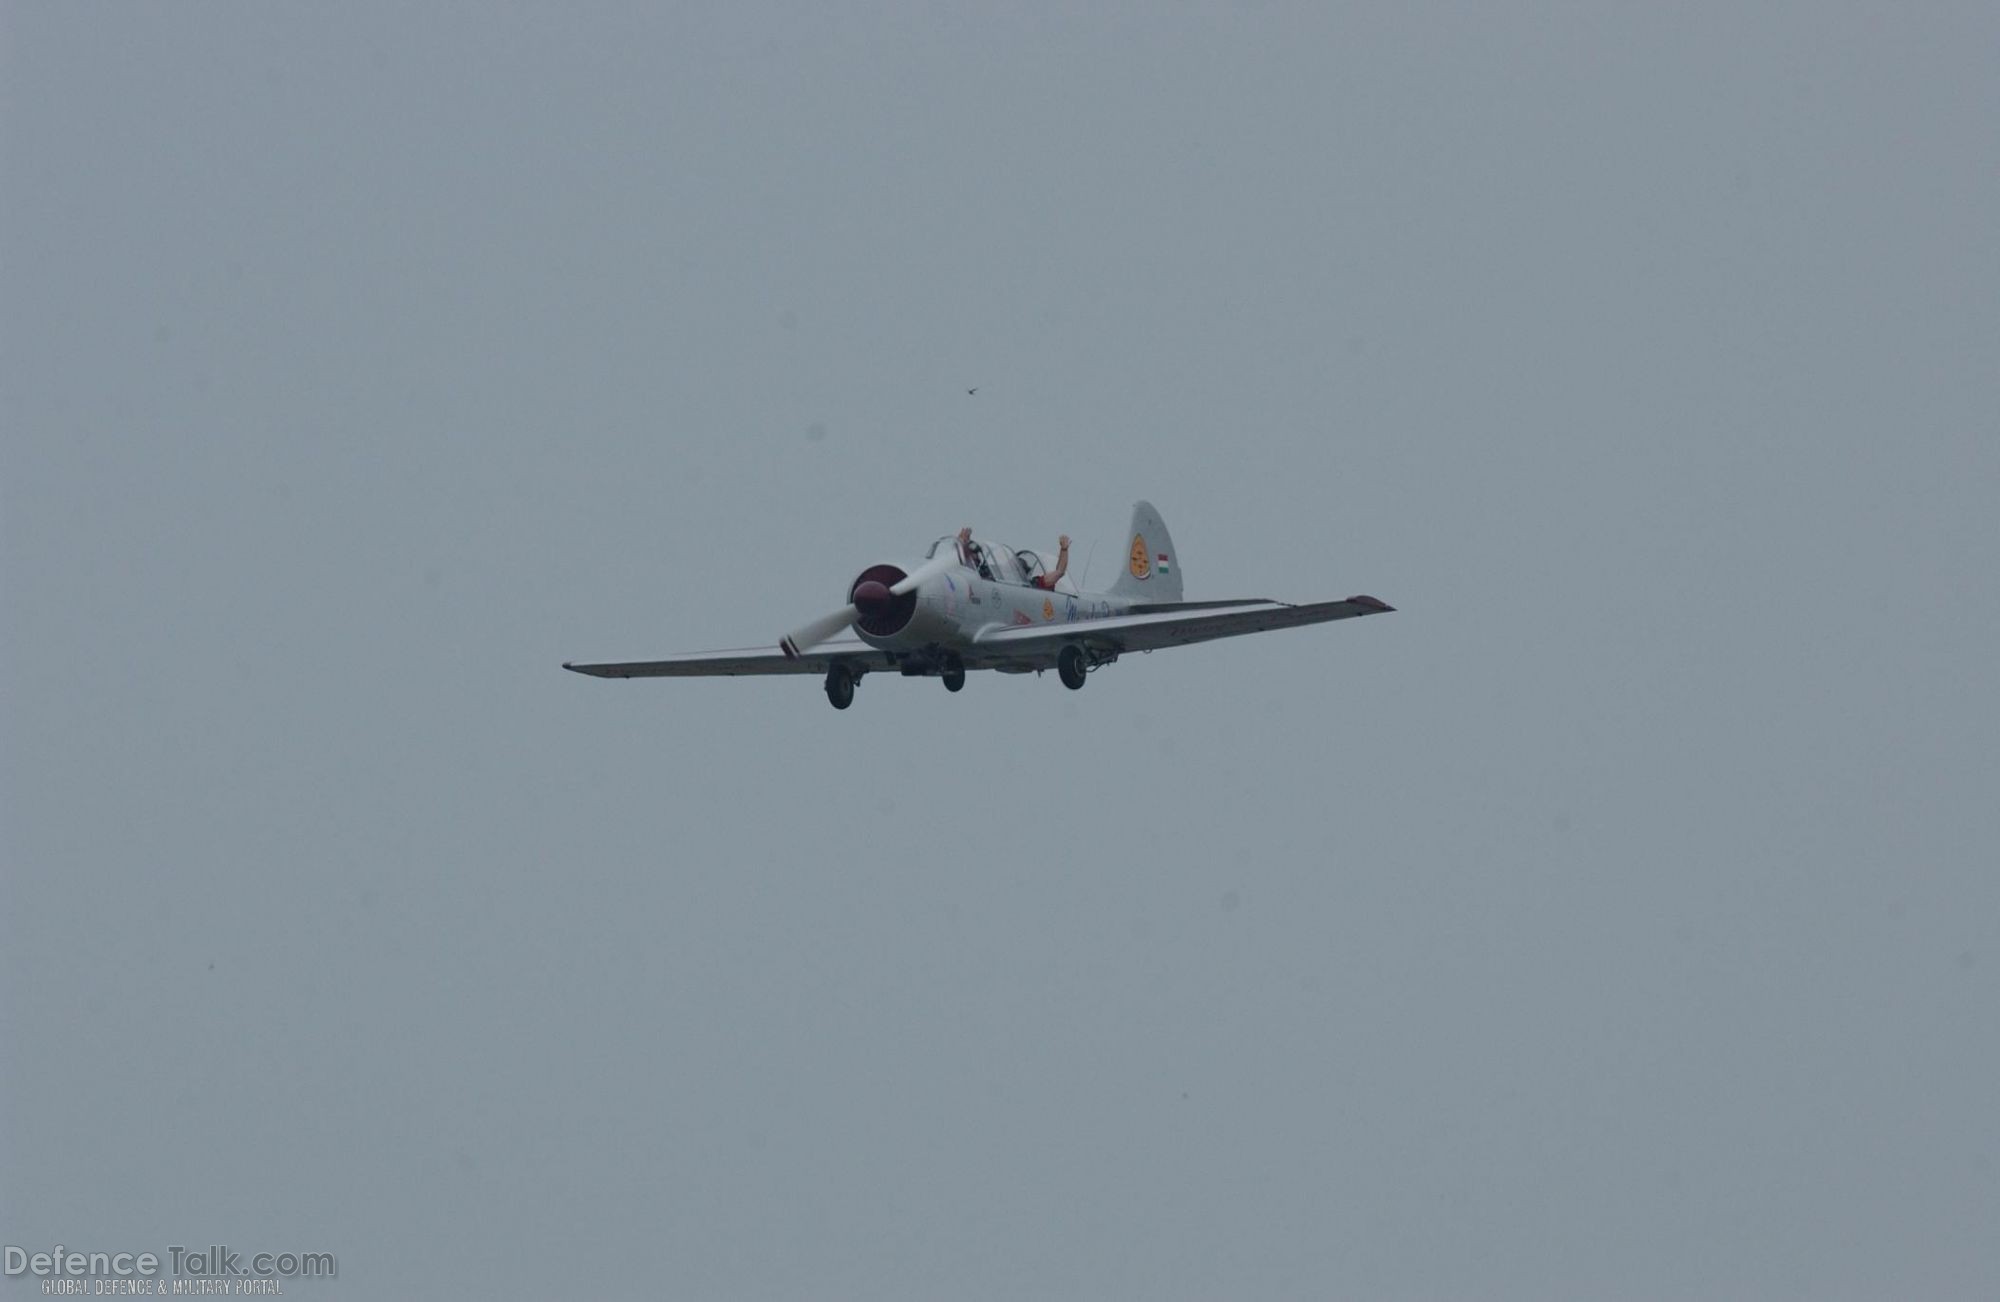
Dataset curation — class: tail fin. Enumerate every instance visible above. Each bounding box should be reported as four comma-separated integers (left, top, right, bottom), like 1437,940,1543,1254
1106,500,1183,603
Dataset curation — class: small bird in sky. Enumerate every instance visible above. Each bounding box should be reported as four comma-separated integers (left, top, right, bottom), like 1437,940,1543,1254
966,387,979,395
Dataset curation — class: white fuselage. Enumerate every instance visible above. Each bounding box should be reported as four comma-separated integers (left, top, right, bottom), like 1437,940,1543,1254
854,549,1138,660
922,566,1129,641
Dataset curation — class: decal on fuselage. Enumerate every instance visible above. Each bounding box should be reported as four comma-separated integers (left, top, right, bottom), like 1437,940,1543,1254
941,545,1133,644
1129,533,1151,580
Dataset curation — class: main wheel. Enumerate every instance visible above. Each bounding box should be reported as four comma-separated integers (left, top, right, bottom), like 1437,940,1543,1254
1057,643,1087,690
824,666,856,710
941,656,966,693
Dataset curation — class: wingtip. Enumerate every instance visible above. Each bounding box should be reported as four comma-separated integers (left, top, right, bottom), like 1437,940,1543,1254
1349,594,1396,613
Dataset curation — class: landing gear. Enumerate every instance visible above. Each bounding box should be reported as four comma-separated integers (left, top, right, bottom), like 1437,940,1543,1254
824,665,856,710
1057,643,1088,690
941,655,966,693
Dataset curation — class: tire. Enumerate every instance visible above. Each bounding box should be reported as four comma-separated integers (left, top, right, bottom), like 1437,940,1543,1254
941,656,966,693
825,667,855,710
1057,644,1087,690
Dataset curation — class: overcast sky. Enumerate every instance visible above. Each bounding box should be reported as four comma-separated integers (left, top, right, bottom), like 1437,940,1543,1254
4,3,1996,1298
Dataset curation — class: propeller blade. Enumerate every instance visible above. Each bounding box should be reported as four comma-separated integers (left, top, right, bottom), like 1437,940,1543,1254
890,552,958,596
781,554,956,658
779,604,858,659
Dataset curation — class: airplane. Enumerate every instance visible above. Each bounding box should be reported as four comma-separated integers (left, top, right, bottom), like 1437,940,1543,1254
563,501,1394,709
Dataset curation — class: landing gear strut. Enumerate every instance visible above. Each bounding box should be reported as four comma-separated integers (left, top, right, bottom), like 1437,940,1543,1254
825,665,856,710
941,655,966,693
1057,643,1088,690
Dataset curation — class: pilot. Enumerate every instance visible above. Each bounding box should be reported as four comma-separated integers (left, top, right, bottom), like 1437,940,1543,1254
1030,535,1071,590
956,526,993,580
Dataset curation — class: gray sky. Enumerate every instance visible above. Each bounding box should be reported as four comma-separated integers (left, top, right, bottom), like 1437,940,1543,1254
4,3,1996,1297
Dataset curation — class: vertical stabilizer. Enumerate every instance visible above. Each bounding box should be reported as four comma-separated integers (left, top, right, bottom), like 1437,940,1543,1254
1106,500,1183,603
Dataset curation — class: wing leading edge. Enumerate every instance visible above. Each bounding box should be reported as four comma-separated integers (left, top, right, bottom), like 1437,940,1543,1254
565,596,1393,678
967,595,1393,668
563,636,888,679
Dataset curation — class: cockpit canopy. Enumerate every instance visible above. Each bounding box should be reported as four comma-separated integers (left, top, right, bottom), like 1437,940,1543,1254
928,533,1031,585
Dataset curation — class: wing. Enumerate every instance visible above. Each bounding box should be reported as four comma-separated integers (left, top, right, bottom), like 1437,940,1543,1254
564,634,890,679
966,595,1393,670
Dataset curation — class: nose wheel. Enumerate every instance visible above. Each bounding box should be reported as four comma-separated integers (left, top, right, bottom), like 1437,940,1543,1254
1057,643,1088,690
825,665,856,709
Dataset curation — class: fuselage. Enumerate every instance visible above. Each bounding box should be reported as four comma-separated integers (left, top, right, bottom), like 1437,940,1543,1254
852,536,1138,659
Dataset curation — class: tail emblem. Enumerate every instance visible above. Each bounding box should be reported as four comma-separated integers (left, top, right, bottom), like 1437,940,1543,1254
1128,533,1151,580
